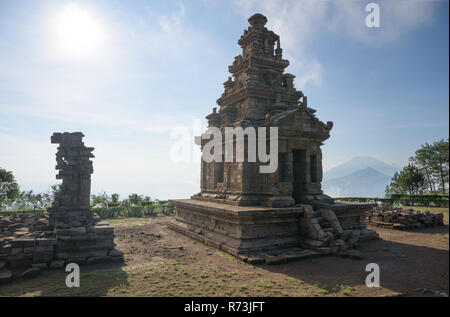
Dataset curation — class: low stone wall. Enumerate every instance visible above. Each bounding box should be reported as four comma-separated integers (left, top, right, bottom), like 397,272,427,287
367,204,444,230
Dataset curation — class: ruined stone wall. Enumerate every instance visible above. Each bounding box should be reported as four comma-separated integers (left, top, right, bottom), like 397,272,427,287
367,205,444,229
0,132,122,283
48,132,121,265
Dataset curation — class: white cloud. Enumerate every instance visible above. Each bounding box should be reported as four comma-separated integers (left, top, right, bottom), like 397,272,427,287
327,0,435,45
0,133,55,193
229,0,436,87
0,1,217,130
158,2,186,33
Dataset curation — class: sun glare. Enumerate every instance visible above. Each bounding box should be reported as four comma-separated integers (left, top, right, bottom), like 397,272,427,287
53,3,104,59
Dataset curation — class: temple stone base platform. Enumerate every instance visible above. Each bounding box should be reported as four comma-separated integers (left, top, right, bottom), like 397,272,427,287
168,199,305,256
168,199,379,263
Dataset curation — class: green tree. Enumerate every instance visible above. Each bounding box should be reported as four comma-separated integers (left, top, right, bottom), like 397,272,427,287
141,195,152,206
109,193,120,207
0,167,20,208
410,142,436,193
430,139,449,195
128,193,143,206
386,164,426,195
409,138,449,195
91,192,111,207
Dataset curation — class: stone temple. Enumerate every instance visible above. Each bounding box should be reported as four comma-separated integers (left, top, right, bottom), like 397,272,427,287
169,14,378,263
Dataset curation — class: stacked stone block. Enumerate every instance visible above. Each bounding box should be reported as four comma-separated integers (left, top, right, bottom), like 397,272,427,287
0,212,57,270
48,132,122,264
0,133,122,283
367,204,444,229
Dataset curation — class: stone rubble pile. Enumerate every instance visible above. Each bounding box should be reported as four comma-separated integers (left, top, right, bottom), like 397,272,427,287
367,204,444,230
0,212,59,283
0,212,53,239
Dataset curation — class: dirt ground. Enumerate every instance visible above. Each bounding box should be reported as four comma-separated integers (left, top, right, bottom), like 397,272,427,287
0,215,448,297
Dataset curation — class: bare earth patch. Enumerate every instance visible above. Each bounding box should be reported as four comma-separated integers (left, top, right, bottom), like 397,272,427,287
0,215,448,297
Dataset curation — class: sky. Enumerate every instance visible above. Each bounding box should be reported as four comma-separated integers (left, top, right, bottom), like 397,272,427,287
0,0,448,199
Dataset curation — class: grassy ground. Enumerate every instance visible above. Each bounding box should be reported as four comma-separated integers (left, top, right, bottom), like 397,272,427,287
0,253,354,297
0,217,360,297
398,206,449,224
1,216,448,297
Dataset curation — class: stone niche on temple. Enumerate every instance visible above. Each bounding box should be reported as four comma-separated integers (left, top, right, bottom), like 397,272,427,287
169,14,378,263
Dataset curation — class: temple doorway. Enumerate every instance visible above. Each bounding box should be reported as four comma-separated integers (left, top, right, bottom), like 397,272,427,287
292,149,306,204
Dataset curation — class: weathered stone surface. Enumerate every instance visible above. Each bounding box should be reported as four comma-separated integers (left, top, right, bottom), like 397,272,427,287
189,13,333,208
44,132,119,266
0,212,59,269
86,256,111,264
49,260,65,269
32,263,48,269
32,252,54,264
21,267,41,278
87,226,114,235
70,227,86,235
11,239,35,247
0,269,12,284
88,250,108,257
10,247,23,256
36,238,57,246
0,133,120,269
108,249,123,257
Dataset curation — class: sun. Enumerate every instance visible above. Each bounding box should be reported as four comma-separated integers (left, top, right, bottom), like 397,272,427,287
53,3,104,59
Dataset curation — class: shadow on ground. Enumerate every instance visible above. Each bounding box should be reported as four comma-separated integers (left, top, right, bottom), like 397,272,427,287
0,261,129,297
257,229,449,296
405,224,449,235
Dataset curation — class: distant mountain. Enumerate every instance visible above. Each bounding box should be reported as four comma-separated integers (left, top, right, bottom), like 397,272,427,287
322,167,392,198
323,156,399,182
